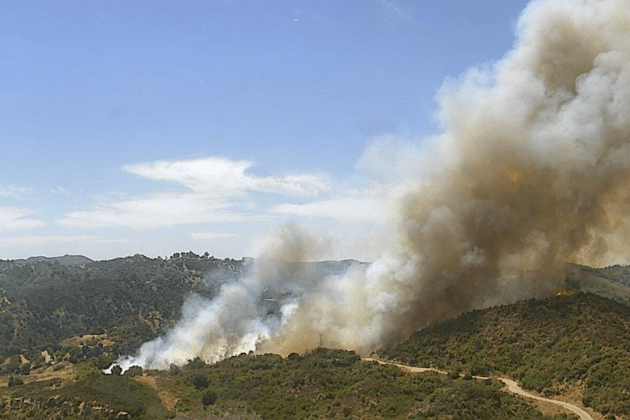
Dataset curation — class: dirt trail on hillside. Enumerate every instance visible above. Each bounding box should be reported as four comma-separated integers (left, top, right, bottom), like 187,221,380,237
362,358,595,420
499,378,594,420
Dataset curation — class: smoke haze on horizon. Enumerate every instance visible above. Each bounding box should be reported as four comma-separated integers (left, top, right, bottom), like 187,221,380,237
113,0,630,371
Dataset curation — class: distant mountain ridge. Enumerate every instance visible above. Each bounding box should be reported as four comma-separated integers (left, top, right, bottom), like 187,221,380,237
11,254,94,266
567,263,630,306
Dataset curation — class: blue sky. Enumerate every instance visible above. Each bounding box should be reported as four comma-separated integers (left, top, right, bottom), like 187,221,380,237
1,0,530,261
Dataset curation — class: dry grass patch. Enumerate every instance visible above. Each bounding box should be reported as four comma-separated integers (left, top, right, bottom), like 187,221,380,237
133,373,178,411
22,361,76,384
60,333,114,347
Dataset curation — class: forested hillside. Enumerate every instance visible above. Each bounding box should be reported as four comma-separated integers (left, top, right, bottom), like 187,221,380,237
0,253,245,363
0,253,362,367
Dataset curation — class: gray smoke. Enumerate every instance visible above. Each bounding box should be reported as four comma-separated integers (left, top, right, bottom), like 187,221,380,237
112,0,630,370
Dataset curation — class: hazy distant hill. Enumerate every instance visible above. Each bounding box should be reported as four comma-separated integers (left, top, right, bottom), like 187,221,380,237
567,263,630,306
11,254,94,266
381,291,630,418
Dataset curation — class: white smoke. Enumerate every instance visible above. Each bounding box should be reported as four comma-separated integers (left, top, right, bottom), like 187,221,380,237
113,285,279,371
111,0,630,371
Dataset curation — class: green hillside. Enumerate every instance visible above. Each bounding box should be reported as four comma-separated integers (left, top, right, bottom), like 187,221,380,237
0,348,577,420
0,253,245,362
380,291,630,418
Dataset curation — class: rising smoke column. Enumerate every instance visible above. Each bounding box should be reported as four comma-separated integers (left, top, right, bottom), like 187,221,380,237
266,0,630,354
113,0,630,370
112,223,331,370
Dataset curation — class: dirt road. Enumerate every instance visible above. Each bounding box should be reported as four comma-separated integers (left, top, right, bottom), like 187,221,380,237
499,377,594,420
362,358,594,420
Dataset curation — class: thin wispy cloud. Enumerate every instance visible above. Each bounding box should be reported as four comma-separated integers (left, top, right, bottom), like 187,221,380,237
124,157,329,197
377,0,415,23
0,207,45,231
57,192,252,230
291,6,331,26
271,194,398,221
51,187,71,196
0,184,34,198
57,156,330,230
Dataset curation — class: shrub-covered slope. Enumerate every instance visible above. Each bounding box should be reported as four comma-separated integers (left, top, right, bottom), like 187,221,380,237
381,291,630,418
0,349,577,420
0,253,245,361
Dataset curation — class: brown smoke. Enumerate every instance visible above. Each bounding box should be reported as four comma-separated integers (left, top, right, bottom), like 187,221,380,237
112,0,630,370
264,0,630,353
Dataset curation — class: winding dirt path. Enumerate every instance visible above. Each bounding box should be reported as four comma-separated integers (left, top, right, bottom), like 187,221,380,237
499,378,593,420
362,358,594,420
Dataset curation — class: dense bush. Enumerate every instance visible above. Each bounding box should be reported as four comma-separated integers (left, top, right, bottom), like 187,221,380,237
0,254,244,361
156,348,571,420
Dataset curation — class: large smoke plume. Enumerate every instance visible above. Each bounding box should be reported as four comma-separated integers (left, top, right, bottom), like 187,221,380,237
113,0,630,370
